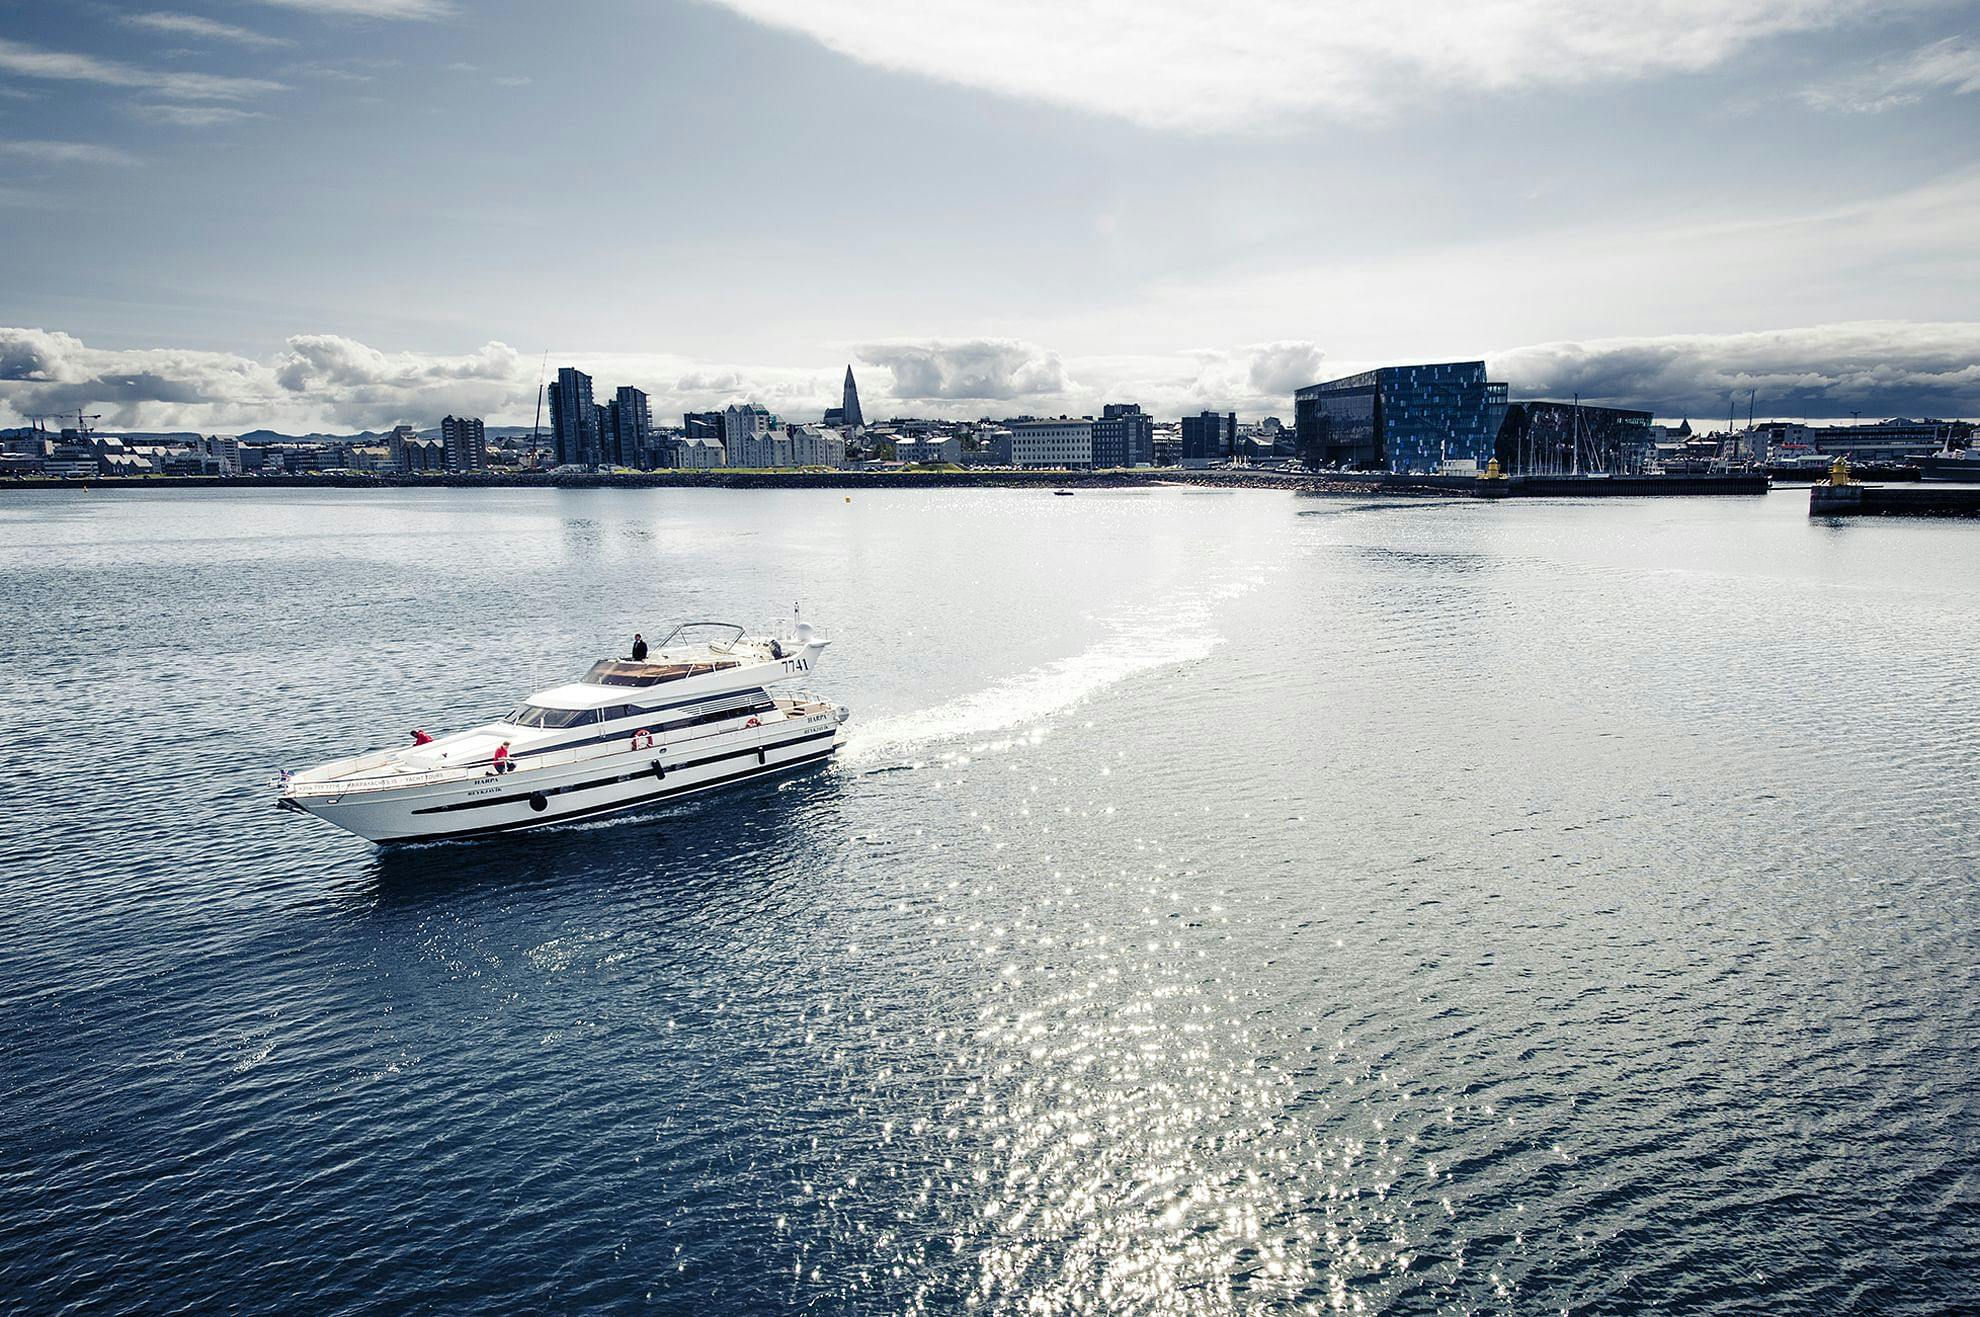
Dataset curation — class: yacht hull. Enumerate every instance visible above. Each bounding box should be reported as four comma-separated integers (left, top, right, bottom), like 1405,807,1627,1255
290,713,842,845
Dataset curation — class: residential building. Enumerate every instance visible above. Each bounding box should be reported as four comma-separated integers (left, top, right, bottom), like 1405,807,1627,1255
723,403,780,466
1180,411,1237,465
1495,401,1654,474
548,366,599,467
1005,419,1092,469
895,434,962,464
387,424,443,473
613,386,653,469
683,411,723,444
441,415,487,472
1294,361,1509,473
677,434,726,469
186,432,241,475
790,425,848,467
1093,403,1154,467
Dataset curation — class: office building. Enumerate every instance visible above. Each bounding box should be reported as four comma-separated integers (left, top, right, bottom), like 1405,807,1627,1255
548,367,599,467
441,415,487,472
1295,361,1509,473
1005,419,1092,469
1093,403,1154,467
1495,401,1653,474
1180,411,1237,465
683,411,723,443
1751,418,1952,461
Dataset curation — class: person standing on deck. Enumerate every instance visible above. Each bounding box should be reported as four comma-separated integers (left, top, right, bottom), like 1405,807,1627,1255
631,633,647,662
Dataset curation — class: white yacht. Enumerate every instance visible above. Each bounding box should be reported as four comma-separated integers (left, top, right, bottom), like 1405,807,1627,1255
279,621,847,844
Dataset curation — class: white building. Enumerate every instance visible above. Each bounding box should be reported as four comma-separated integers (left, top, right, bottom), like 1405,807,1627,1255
790,426,847,467
895,434,962,465
190,433,241,475
722,403,778,467
1005,420,1092,469
678,434,726,469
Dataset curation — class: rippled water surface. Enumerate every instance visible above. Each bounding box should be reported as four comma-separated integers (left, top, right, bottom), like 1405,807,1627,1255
1,486,1974,1314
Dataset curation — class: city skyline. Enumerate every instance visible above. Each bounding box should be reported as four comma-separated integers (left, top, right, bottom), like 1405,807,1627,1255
2,1,1978,429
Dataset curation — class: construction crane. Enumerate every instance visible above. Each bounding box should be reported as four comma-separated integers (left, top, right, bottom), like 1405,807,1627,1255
73,410,103,439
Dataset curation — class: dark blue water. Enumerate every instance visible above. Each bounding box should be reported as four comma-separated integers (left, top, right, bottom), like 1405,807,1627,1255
2,487,1974,1313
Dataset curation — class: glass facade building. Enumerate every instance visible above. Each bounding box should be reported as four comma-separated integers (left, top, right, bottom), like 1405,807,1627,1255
1294,361,1508,473
1180,411,1236,463
1495,401,1654,474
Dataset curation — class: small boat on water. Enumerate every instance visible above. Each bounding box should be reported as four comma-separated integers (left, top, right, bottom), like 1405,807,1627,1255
278,621,848,844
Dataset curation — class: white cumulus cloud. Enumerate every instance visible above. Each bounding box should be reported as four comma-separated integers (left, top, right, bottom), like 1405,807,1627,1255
858,338,1072,402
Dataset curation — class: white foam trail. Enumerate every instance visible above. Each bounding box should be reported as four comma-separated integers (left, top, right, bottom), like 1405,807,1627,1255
842,576,1262,766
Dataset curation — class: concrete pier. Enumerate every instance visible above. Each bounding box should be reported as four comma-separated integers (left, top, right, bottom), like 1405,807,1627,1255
1810,482,1980,517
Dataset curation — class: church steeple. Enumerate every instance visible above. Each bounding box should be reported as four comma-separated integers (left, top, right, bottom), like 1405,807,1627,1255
841,365,865,431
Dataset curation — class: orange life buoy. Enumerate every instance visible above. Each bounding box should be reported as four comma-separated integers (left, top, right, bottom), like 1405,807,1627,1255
631,728,654,751
745,716,761,728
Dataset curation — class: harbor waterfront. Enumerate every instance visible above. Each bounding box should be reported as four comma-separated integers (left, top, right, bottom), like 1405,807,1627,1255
2,486,1976,1313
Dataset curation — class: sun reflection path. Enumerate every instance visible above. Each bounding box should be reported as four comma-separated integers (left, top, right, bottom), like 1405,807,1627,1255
784,733,1522,1315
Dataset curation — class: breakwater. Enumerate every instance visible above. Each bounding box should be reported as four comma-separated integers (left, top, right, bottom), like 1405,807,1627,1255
1810,481,1980,517
1,468,1769,496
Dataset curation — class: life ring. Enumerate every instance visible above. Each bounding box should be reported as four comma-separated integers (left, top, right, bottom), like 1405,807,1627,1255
631,728,654,751
745,716,761,728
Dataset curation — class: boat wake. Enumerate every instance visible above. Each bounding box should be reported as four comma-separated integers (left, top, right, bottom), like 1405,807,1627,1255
842,578,1260,766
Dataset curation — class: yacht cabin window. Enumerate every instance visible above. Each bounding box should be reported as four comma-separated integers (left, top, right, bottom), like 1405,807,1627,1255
504,705,602,730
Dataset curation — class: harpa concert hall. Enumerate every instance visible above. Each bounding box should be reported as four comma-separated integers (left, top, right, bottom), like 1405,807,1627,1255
1294,360,1657,475
1295,361,1509,474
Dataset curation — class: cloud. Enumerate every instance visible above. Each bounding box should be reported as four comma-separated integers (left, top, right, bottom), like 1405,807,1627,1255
1489,322,1980,419
0,36,285,101
0,140,141,166
704,0,1914,132
3,324,1972,434
126,12,293,49
141,104,266,127
249,0,456,18
1245,342,1325,395
1802,36,1980,112
857,338,1071,401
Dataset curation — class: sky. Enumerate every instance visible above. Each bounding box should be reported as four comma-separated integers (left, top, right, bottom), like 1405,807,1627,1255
0,0,1977,431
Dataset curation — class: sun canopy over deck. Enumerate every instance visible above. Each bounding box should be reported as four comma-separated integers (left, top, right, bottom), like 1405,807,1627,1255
583,657,745,688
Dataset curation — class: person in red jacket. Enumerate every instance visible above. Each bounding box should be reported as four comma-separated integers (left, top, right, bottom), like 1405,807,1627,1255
410,729,434,746
491,741,511,774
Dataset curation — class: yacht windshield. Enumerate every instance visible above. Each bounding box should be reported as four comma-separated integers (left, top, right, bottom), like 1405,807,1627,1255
504,704,600,730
